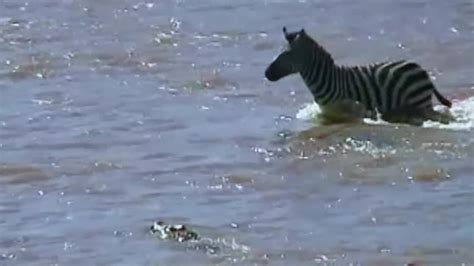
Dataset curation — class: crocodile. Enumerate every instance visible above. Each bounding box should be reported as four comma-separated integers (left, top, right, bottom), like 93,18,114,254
150,220,199,242
149,220,253,257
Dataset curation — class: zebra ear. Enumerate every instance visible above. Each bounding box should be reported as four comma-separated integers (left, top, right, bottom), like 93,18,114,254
283,27,290,41
300,29,305,35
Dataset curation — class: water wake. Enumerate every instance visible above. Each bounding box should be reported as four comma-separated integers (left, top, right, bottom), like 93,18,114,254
296,96,474,130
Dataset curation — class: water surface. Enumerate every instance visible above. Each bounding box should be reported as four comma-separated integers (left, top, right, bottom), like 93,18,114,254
0,0,473,265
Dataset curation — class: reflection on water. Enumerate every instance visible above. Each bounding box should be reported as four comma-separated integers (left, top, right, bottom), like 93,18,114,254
0,0,473,265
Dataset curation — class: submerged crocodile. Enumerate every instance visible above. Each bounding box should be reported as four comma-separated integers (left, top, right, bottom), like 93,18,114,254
149,220,251,257
150,220,199,242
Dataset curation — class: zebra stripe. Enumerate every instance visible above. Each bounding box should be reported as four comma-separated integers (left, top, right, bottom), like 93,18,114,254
296,41,447,115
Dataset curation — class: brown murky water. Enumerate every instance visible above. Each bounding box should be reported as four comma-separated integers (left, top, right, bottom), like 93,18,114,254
0,1,473,265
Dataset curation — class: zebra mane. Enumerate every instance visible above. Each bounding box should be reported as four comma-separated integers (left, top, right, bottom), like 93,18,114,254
305,34,334,64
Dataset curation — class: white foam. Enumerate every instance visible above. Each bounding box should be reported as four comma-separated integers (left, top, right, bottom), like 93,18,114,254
422,97,474,130
295,102,321,121
295,102,388,125
296,96,474,130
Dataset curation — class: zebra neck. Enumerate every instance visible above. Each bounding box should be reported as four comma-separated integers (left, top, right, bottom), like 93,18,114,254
303,60,346,106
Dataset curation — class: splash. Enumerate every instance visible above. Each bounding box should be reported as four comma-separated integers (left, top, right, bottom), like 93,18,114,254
296,97,474,130
343,137,397,158
295,102,322,121
295,102,389,125
423,97,474,130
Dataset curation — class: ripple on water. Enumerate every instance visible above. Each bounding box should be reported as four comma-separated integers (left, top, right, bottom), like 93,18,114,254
0,164,50,185
271,120,472,184
0,54,63,80
54,160,124,177
406,166,451,182
181,69,239,91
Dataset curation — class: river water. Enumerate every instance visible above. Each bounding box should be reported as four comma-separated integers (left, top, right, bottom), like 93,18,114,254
0,1,473,265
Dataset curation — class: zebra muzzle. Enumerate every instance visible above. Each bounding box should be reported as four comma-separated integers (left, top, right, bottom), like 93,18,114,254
265,66,279,82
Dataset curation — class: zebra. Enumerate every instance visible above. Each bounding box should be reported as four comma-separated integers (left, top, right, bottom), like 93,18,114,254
264,27,454,125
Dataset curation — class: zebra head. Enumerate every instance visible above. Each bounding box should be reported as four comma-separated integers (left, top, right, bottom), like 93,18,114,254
265,27,314,81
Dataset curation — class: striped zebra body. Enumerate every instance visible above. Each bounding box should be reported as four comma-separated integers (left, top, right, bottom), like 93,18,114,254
303,60,437,114
265,27,453,125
